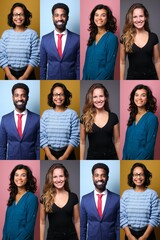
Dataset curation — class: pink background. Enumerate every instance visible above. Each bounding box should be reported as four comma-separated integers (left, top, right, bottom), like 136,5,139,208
120,81,160,160
0,161,40,240
80,0,120,80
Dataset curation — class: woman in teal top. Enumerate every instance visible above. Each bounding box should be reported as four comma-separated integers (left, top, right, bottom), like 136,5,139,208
3,164,38,240
123,84,158,160
82,4,118,80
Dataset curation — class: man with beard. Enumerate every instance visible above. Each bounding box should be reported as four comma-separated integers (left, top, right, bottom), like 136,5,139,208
80,163,120,240
0,83,40,160
40,3,80,80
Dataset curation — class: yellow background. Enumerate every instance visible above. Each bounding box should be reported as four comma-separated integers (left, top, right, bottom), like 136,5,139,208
40,80,80,160
120,160,160,239
0,0,40,79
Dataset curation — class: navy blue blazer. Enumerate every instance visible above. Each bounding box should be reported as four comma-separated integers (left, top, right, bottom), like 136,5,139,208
0,110,40,160
40,29,80,80
80,190,120,240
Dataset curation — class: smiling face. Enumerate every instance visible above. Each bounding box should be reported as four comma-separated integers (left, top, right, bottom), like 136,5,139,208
12,88,28,112
52,168,66,190
134,88,147,108
12,7,25,28
94,9,107,28
92,88,106,110
14,169,27,188
52,8,68,32
52,86,65,108
132,8,146,30
132,167,145,188
92,168,108,193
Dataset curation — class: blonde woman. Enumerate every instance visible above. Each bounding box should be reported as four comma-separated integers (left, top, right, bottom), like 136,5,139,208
40,163,80,240
120,3,160,80
80,83,120,160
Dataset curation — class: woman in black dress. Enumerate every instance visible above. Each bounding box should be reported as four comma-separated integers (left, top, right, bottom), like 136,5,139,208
80,83,120,160
120,3,160,80
40,163,80,240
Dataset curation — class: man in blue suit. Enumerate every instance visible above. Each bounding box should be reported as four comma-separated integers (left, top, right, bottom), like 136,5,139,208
40,3,80,80
0,83,40,160
81,163,120,240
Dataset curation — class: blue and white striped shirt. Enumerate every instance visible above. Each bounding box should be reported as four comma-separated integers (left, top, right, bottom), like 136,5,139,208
40,108,80,150
120,188,159,231
0,28,39,70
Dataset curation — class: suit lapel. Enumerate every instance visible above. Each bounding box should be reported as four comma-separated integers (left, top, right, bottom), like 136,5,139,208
10,111,21,139
102,190,112,219
52,31,61,59
22,110,31,139
62,30,71,59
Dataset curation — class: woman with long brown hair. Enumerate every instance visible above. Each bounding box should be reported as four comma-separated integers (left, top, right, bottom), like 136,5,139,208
120,3,160,80
40,163,80,240
80,83,120,160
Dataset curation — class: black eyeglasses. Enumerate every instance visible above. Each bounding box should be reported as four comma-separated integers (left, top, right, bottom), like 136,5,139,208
132,173,144,178
13,13,25,18
52,93,65,98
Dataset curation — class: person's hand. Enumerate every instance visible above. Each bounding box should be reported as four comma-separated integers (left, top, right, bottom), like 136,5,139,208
8,73,17,80
138,236,148,240
18,75,27,80
47,154,57,160
127,234,137,240
58,155,67,160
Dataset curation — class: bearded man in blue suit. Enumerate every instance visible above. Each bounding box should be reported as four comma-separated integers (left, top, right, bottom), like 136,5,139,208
0,83,40,160
81,163,120,240
40,3,80,80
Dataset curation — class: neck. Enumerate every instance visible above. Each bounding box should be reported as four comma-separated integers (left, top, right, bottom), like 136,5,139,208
136,28,146,34
15,108,25,113
17,187,27,195
55,28,65,33
56,188,66,194
54,106,66,112
134,186,146,192
96,108,106,114
97,27,107,35
14,26,26,32
137,108,147,115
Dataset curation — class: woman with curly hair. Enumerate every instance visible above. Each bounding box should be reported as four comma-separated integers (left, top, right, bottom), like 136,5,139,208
123,84,158,160
3,164,38,240
82,4,118,80
0,2,39,80
120,163,159,240
80,83,120,160
40,82,80,160
40,163,80,240
120,3,160,80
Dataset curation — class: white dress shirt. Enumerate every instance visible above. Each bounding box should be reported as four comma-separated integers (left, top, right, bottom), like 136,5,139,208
94,189,107,214
14,109,27,134
54,29,67,54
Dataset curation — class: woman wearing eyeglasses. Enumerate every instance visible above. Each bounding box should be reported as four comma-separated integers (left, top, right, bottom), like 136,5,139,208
40,82,80,160
0,3,39,80
120,163,159,240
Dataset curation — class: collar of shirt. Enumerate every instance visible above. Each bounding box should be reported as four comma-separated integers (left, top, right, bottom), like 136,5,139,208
14,109,28,133
54,29,68,53
94,189,107,214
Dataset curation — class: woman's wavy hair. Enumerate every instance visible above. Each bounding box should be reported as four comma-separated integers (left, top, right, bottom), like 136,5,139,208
122,3,150,53
7,164,37,206
8,3,32,28
82,83,110,133
128,162,152,188
41,163,70,213
87,4,117,46
127,84,157,126
48,82,72,108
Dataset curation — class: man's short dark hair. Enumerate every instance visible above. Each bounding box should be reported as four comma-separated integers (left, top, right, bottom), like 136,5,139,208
92,163,109,176
52,3,69,15
12,83,29,95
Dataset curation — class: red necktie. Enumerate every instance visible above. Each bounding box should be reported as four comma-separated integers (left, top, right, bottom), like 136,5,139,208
57,34,63,58
97,194,103,218
17,114,23,138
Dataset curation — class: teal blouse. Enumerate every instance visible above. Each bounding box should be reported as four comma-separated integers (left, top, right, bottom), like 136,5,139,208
3,191,38,240
82,31,118,80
